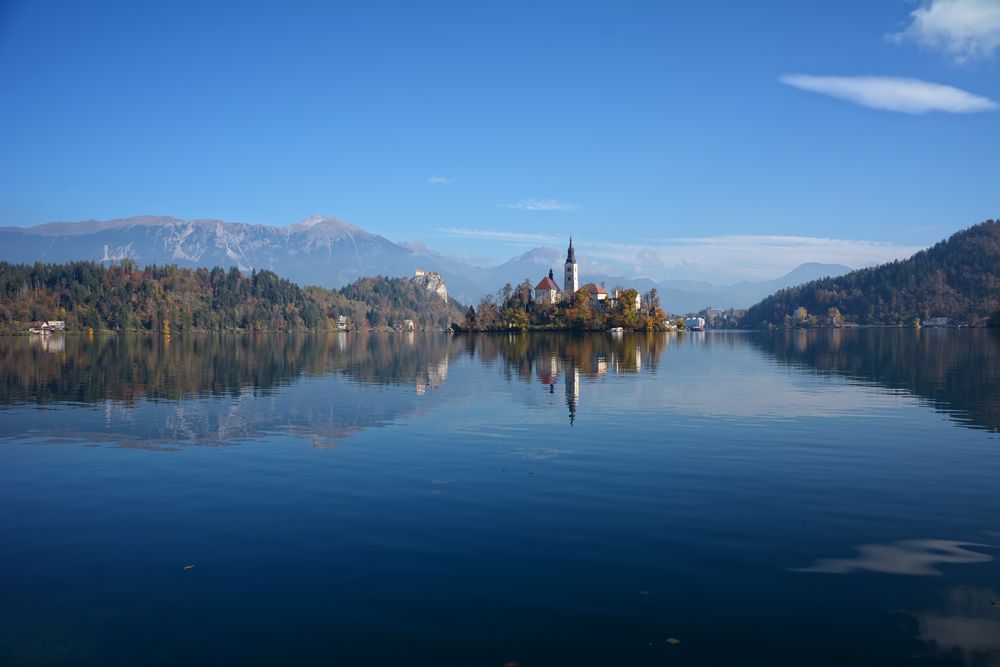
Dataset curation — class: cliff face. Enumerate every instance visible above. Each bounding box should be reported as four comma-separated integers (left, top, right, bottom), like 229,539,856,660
412,272,448,301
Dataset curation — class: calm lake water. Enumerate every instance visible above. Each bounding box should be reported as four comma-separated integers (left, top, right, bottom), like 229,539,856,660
1,330,999,666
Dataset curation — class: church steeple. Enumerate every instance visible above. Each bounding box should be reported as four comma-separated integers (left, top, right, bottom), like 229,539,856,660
563,237,578,295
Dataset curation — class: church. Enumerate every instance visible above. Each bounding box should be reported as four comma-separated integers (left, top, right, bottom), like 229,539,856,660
533,238,637,310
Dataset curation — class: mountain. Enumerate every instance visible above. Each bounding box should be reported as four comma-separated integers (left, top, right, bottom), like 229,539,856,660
744,220,1000,327
0,215,856,311
482,247,563,289
587,262,853,314
0,215,485,303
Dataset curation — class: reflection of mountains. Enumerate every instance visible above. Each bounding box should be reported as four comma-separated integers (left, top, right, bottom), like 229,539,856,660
751,329,1000,433
0,332,670,445
0,334,458,449
0,333,455,406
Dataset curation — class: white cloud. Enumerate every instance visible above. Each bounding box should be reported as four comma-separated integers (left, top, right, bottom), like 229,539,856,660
889,0,1000,63
780,74,998,113
502,198,578,211
578,234,924,282
436,227,559,244
793,539,994,575
427,176,453,186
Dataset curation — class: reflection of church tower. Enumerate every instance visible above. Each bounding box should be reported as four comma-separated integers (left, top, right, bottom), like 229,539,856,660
565,364,580,426
563,237,578,297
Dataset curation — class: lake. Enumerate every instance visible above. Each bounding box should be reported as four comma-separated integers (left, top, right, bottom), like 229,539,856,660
1,330,999,666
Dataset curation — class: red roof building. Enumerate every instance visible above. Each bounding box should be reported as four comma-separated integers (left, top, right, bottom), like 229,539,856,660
534,270,561,304
535,275,560,291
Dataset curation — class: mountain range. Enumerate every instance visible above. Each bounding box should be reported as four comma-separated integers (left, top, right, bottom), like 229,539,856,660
0,215,854,312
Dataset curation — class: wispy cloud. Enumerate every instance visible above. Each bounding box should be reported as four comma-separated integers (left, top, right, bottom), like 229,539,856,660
436,227,559,244
780,74,998,113
502,198,578,211
427,176,453,186
435,231,924,283
888,0,1000,63
577,234,924,282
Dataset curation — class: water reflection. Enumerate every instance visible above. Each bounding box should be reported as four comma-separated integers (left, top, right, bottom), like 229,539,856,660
794,539,995,576
463,333,665,425
1,329,998,449
0,333,457,405
0,332,670,440
915,586,1000,665
2,331,999,666
750,328,1000,432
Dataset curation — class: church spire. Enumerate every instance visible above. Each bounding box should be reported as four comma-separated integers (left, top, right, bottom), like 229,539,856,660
563,236,579,295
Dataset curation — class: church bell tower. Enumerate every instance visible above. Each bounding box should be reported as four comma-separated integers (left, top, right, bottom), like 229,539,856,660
563,237,578,296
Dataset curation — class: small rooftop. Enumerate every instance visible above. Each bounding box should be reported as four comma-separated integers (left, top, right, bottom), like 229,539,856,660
535,275,560,291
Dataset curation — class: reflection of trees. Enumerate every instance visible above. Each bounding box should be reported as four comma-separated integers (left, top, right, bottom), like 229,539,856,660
457,332,670,425
461,332,668,381
750,329,1000,432
0,333,463,450
0,333,461,406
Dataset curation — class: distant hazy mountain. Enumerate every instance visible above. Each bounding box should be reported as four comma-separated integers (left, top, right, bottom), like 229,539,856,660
482,247,563,289
745,220,1000,327
588,262,853,313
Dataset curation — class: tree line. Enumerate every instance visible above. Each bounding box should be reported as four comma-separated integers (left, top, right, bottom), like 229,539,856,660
456,279,669,331
0,261,465,334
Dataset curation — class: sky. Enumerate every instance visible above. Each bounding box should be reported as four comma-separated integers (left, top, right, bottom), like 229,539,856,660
0,0,997,282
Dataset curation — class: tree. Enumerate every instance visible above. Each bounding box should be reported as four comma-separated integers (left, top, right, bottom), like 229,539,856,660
613,288,640,329
464,305,476,329
475,296,500,329
563,287,595,330
642,288,660,314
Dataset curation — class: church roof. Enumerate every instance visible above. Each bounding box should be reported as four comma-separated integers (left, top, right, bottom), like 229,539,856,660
535,275,559,291
565,237,576,263
582,283,607,295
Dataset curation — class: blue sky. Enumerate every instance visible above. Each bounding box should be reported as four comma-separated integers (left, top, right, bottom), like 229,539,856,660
1,0,997,280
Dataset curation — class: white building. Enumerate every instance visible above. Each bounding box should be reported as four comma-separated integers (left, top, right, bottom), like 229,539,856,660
582,283,608,307
534,271,561,304
563,238,578,297
685,317,706,331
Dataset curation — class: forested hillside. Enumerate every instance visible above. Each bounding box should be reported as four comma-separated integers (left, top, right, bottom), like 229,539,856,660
744,221,1000,327
337,276,463,329
0,261,464,334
